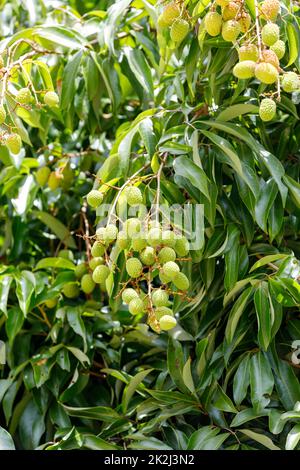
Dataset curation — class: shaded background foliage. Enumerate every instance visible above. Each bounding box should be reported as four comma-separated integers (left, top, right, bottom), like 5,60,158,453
0,0,300,451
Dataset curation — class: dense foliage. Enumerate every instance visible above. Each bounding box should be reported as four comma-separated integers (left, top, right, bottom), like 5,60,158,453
0,0,300,451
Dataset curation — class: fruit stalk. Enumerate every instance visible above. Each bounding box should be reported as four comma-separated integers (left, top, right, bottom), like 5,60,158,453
254,0,263,60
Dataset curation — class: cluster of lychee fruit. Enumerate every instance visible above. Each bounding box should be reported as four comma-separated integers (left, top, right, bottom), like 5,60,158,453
35,163,74,191
86,184,191,333
157,0,191,44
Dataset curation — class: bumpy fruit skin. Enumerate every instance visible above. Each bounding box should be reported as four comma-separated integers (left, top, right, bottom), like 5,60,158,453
159,271,171,284
233,61,256,79
0,104,6,124
81,273,96,294
281,72,300,93
89,257,104,270
48,171,61,190
116,231,130,250
44,91,59,107
173,272,190,290
91,241,106,257
6,134,22,154
87,190,103,208
259,98,276,122
158,246,176,264
92,265,110,283
152,289,169,307
162,261,180,280
128,297,145,315
255,62,278,84
261,23,279,46
170,19,189,42
238,13,251,33
222,2,239,21
124,186,143,206
132,234,147,252
161,2,180,26
155,306,174,320
260,0,280,21
270,40,285,59
123,218,141,237
161,230,176,247
174,236,189,257
222,20,241,42
16,87,32,104
140,246,156,265
204,12,222,37
147,227,162,247
63,282,80,298
126,257,143,278
159,314,177,331
261,49,279,68
122,288,139,304
74,263,88,279
104,224,118,243
36,166,51,186
44,297,58,309
238,44,259,62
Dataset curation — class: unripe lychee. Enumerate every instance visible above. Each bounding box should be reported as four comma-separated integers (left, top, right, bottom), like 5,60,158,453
159,271,172,284
270,40,285,59
170,19,189,43
161,261,180,281
155,306,174,320
173,272,190,290
152,289,169,307
48,171,61,190
44,297,58,309
89,257,104,270
261,49,279,68
261,23,279,46
123,218,141,237
222,20,241,42
74,263,88,279
116,231,130,250
87,190,103,208
0,104,6,124
260,0,280,21
63,282,80,298
126,257,143,278
104,224,118,243
92,265,110,283
233,61,256,79
128,297,145,315
161,2,180,26
131,234,147,252
36,166,51,186
95,227,107,243
238,13,251,33
58,249,74,261
204,12,222,37
238,44,259,62
174,236,189,257
147,227,162,247
222,2,239,21
255,62,278,84
158,246,176,264
44,91,59,107
124,186,143,206
16,87,32,104
161,230,176,247
140,246,156,266
122,288,139,304
159,314,177,331
6,134,22,154
81,273,96,294
259,98,276,122
281,72,300,93
91,241,106,257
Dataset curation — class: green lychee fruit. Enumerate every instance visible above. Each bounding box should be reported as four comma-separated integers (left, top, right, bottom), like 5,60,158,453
261,23,279,46
87,190,103,208
159,270,172,284
36,166,51,186
89,257,104,270
128,297,145,315
233,61,256,79
155,306,174,320
122,288,139,304
147,227,162,247
44,297,58,308
161,261,180,281
238,13,251,33
161,2,180,26
91,241,106,257
126,257,143,278
123,218,141,237
161,230,176,247
270,40,285,59
116,231,130,250
170,19,189,43
173,272,190,290
222,2,239,21
260,0,280,21
152,289,169,307
131,234,147,252
159,314,177,331
44,91,60,107
16,87,32,104
259,98,276,122
261,49,279,68
174,236,189,257
104,224,118,243
204,12,222,37
255,62,278,84
238,44,259,62
63,282,80,298
47,171,61,190
92,264,110,283
81,273,96,294
74,263,88,279
140,246,156,266
158,246,176,264
222,20,241,42
0,104,6,125
6,133,22,154
281,72,300,93
124,186,143,206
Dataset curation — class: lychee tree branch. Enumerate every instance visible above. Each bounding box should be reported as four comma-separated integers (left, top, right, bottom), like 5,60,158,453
254,0,263,60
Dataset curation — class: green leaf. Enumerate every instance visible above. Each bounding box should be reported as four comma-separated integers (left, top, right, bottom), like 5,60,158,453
0,275,13,315
286,424,300,450
225,287,253,343
35,258,75,271
217,104,259,122
231,408,268,427
254,282,272,351
233,354,250,406
214,384,237,413
238,429,280,450
167,338,190,394
287,22,298,67
61,51,83,110
250,254,288,273
15,270,35,316
61,404,120,422
173,156,210,201
124,47,153,98
0,426,15,450
250,352,274,411
122,369,153,413
32,211,76,248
